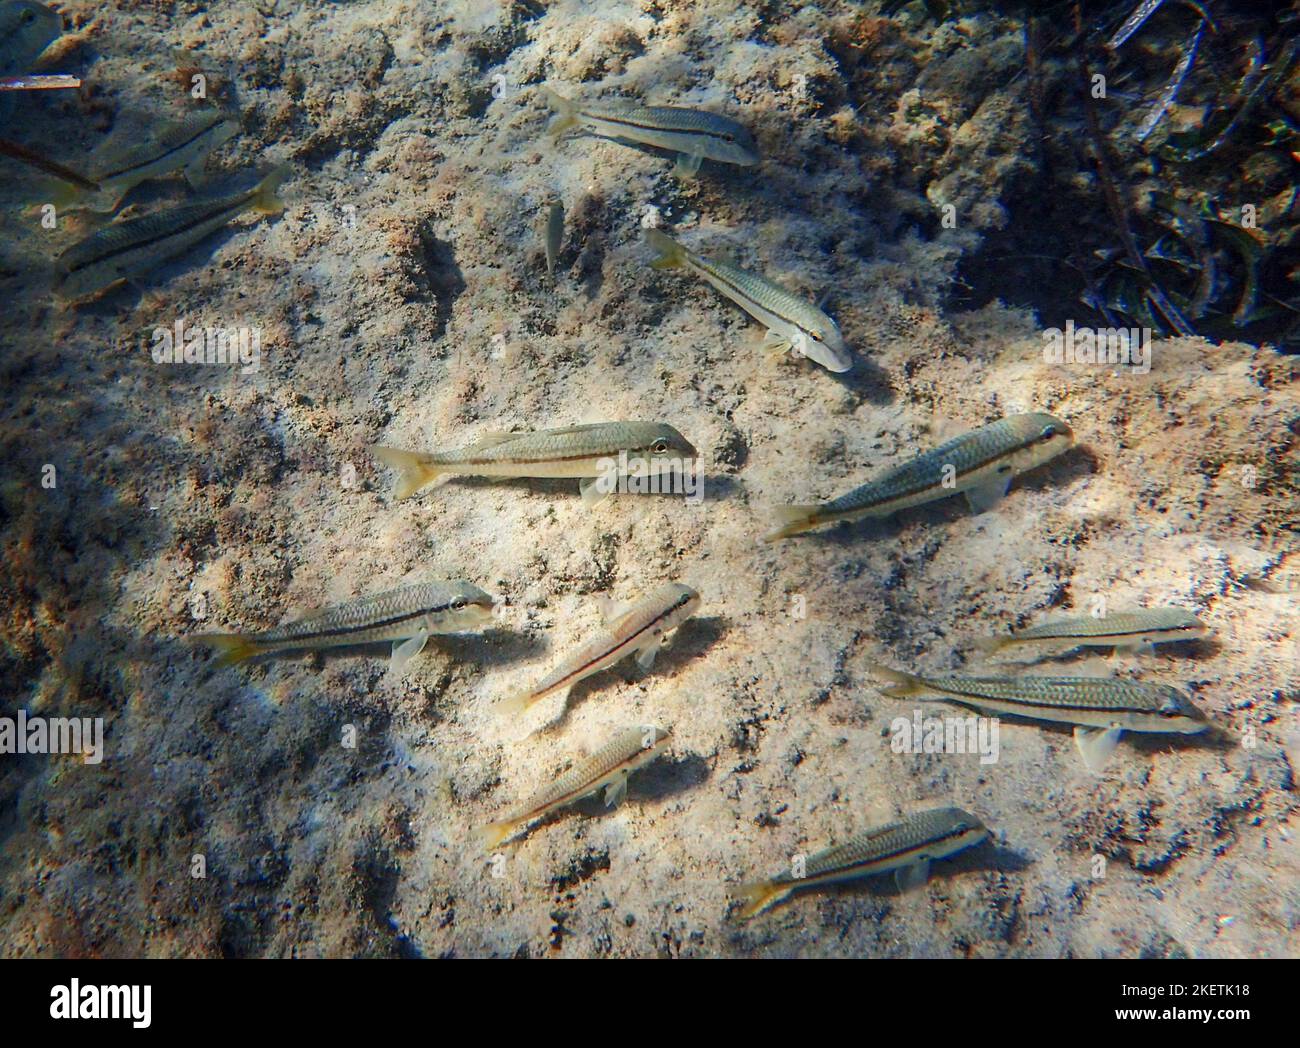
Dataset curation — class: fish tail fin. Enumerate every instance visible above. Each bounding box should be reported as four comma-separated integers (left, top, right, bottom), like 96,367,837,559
191,633,261,668
644,227,686,270
734,880,792,920
762,505,821,542
371,446,443,500
865,661,924,698
541,86,580,135
498,688,539,717
474,820,516,851
251,164,291,215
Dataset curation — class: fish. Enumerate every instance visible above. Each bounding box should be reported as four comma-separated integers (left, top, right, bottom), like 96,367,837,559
57,110,241,213
542,196,563,277
372,421,698,505
191,579,496,673
978,607,1208,659
645,228,851,373
764,412,1074,541
542,85,759,177
55,164,289,301
476,724,671,849
735,807,989,919
501,583,701,716
0,0,61,78
866,662,1209,772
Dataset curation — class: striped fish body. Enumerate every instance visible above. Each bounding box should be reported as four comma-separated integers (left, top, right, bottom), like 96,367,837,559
993,608,1207,652
766,412,1073,540
480,725,671,848
507,583,700,713
372,422,698,500
544,87,759,168
194,580,495,666
737,807,988,918
646,229,850,372
55,165,288,300
872,664,1208,734
80,112,240,212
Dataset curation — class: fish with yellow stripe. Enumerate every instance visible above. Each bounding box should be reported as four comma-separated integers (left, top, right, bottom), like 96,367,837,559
735,807,989,919
501,583,701,716
542,86,759,177
764,412,1074,541
867,662,1209,772
191,579,496,673
476,724,672,849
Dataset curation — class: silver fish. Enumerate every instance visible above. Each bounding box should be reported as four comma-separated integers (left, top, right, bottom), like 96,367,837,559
56,164,288,300
646,228,851,373
543,86,759,176
736,807,989,918
980,607,1208,658
765,413,1074,541
192,579,496,673
372,421,698,504
868,662,1209,771
477,724,671,849
501,582,701,715
65,110,241,213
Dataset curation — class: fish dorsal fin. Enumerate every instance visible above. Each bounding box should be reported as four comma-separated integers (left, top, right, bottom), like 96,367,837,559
597,595,633,625
468,430,519,450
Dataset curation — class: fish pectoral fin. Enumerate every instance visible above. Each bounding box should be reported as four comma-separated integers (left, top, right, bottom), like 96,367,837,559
604,772,628,807
389,629,429,674
673,152,704,179
1073,725,1123,773
760,330,791,356
894,858,931,894
964,476,1012,514
634,639,659,671
579,475,614,507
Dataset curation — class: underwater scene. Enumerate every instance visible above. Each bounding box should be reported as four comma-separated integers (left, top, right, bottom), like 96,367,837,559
0,0,1297,962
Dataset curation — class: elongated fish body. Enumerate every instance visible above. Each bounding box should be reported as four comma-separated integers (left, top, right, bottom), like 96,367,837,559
736,807,988,919
543,197,563,276
868,662,1208,771
983,607,1207,657
55,164,289,301
645,229,850,373
477,725,671,849
0,1,60,77
765,412,1074,541
73,111,241,213
193,579,496,671
372,421,698,501
542,86,759,174
502,583,701,715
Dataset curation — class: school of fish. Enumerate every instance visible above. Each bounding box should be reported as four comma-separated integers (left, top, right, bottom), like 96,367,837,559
2,5,1230,934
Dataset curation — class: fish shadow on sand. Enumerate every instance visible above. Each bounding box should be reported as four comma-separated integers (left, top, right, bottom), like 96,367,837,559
565,753,709,819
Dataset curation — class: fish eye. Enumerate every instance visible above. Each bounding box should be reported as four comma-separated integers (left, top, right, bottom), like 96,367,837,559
722,132,735,142
22,10,35,22
652,439,669,454
452,598,467,610
1039,424,1057,442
